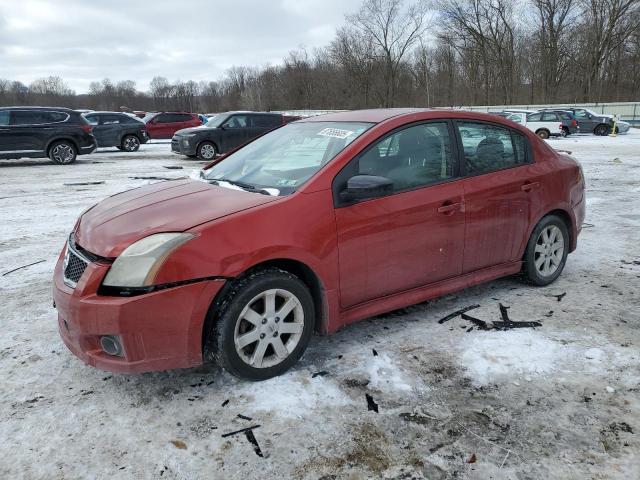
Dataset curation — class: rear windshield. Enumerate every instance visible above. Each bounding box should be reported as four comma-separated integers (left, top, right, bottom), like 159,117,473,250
203,121,373,195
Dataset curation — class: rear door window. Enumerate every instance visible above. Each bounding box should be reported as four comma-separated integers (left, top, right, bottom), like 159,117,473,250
527,113,542,122
101,114,122,125
0,111,9,126
541,112,557,122
222,115,249,128
11,110,42,125
456,121,529,175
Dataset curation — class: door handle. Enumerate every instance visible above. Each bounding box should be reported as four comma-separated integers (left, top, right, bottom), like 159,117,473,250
438,201,463,214
521,181,540,192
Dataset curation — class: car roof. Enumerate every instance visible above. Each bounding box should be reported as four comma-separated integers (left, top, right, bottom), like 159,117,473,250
0,106,76,112
223,111,281,116
84,111,130,115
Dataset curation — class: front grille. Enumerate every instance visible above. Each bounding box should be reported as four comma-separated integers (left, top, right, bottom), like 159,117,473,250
171,138,180,152
63,246,88,288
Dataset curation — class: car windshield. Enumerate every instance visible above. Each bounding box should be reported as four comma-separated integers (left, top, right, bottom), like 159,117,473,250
204,114,225,128
203,121,373,195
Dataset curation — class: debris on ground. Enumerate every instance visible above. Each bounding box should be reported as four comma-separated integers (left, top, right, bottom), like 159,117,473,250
365,393,379,413
244,429,264,457
163,166,184,170
63,181,105,186
169,440,187,450
437,304,481,324
311,371,329,378
547,292,567,302
372,348,378,356
467,453,477,464
237,414,252,421
128,176,177,181
221,425,261,438
221,399,229,407
2,259,46,276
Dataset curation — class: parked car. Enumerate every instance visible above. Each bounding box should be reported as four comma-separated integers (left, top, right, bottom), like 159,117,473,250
545,110,580,136
53,109,585,380
545,107,615,136
83,112,149,152
506,111,564,139
0,106,96,164
143,112,202,139
171,111,285,160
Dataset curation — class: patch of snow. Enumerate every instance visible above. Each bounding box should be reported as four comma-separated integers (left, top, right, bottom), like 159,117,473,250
367,353,414,392
460,330,563,384
236,372,351,419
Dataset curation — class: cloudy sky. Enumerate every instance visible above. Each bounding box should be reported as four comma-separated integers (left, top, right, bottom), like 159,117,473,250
0,0,363,93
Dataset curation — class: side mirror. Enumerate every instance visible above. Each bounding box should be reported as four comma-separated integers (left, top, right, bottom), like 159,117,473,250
340,175,393,202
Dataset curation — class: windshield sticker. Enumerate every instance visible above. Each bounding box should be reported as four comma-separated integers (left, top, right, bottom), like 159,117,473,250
317,128,354,139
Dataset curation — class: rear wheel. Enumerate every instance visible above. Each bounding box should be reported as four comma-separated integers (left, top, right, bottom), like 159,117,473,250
522,215,569,286
121,134,140,152
197,141,216,160
49,141,77,164
211,269,314,380
594,124,610,136
561,127,569,137
536,129,550,140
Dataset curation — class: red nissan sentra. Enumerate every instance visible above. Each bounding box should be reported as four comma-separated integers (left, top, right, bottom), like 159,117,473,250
53,109,585,380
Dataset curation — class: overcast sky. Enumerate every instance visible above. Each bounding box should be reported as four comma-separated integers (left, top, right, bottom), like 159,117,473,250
0,0,363,93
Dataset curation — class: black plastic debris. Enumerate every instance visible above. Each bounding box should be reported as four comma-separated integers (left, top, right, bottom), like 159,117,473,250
437,304,481,324
221,425,261,438
311,371,329,378
163,166,184,170
2,259,46,277
492,320,542,330
221,399,229,407
244,429,264,457
63,181,105,186
366,393,379,413
372,348,378,356
547,293,566,302
499,303,510,321
129,176,176,181
544,311,554,317
461,312,490,331
237,414,252,421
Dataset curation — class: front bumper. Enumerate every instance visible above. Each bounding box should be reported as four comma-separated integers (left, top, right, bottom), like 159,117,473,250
171,136,197,156
52,245,225,373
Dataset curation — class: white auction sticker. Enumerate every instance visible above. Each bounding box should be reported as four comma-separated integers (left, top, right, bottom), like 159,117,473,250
317,128,354,139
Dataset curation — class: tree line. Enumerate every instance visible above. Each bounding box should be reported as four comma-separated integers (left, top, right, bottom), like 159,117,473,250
1,0,638,113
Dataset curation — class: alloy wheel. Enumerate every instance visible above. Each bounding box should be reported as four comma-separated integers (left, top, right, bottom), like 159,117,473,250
200,143,216,159
51,144,74,164
233,288,304,369
123,136,139,151
534,225,565,277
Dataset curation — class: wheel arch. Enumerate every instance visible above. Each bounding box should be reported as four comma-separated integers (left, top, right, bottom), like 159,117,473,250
46,137,80,156
201,258,328,362
523,207,576,260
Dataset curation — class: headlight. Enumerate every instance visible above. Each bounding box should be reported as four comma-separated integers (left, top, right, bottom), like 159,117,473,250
102,233,194,287
183,133,197,138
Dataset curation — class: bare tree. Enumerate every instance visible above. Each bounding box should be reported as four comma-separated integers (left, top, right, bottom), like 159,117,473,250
347,0,432,106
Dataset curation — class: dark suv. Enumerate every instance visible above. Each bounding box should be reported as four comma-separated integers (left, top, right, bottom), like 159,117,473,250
84,112,148,152
171,111,285,159
0,107,96,164
543,107,613,136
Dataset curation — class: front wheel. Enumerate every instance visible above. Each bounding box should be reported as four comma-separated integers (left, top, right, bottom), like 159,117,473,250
212,269,314,380
594,124,610,136
522,215,569,286
121,135,140,152
49,141,77,164
197,141,216,160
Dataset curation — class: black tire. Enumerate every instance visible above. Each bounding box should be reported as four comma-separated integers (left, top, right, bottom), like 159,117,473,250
197,141,217,160
211,268,314,380
561,127,569,137
536,129,550,140
121,134,140,152
522,214,570,286
594,124,610,136
48,140,77,164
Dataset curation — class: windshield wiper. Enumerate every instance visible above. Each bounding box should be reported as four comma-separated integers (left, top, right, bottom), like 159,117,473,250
207,177,256,190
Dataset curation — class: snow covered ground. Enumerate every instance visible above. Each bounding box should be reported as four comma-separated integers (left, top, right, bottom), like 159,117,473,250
1,133,638,479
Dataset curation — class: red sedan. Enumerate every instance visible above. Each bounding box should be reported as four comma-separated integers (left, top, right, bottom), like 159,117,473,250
53,109,585,380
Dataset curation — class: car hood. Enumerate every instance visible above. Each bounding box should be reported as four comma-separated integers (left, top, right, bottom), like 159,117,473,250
175,126,216,136
75,179,278,258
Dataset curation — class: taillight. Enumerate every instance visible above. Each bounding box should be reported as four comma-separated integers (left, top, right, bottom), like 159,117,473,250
572,120,577,126
81,124,93,133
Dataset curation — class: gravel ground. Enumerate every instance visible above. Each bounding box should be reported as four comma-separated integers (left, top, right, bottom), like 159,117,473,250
0,133,638,480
